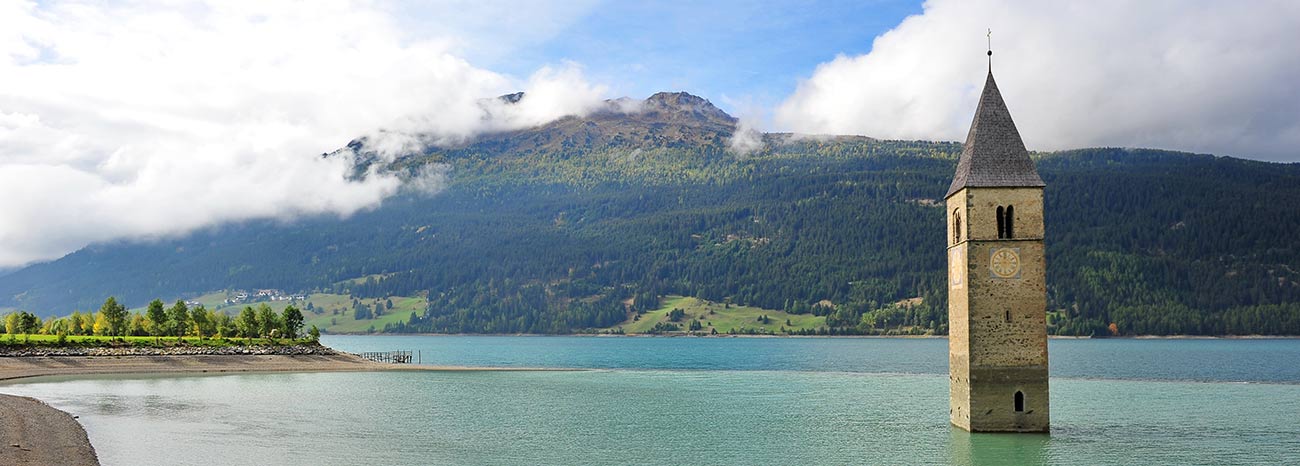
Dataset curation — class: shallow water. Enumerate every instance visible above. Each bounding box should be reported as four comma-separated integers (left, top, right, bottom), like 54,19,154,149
323,335,1300,383
3,337,1299,465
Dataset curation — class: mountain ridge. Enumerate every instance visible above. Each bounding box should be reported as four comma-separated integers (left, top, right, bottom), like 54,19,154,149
3,91,1299,336
335,90,742,180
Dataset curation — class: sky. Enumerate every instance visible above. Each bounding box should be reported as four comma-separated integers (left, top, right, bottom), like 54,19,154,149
1,0,1299,268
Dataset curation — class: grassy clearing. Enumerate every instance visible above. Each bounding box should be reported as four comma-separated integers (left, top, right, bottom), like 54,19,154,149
125,291,229,314
297,294,425,334
334,273,393,287
608,295,826,335
188,291,234,308
0,334,314,348
184,292,427,334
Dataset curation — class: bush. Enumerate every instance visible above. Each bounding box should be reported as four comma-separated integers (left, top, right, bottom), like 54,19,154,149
668,308,686,322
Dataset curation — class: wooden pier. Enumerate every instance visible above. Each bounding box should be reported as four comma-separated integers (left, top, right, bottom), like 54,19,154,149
357,350,418,364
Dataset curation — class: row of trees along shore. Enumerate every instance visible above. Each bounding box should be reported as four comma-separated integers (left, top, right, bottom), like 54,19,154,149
3,297,315,340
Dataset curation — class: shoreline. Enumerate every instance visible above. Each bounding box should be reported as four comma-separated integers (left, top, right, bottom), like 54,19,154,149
0,352,384,382
0,394,99,466
0,353,574,383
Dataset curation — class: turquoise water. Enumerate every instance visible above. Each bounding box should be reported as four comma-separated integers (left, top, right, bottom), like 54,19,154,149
323,335,1300,383
3,337,1299,465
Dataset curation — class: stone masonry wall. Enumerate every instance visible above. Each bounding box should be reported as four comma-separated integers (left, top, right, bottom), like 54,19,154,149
947,187,1050,432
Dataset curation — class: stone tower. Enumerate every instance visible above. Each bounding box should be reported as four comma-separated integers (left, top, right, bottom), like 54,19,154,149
945,67,1049,433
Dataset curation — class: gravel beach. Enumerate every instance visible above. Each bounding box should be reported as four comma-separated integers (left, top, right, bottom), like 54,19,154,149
0,393,99,466
0,352,389,382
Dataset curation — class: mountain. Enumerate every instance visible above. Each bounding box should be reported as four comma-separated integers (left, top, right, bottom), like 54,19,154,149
340,91,742,180
476,91,739,152
3,92,1299,336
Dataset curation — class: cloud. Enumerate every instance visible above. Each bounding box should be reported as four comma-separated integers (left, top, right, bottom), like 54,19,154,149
724,108,764,157
775,0,1300,162
402,163,453,197
717,94,767,157
727,119,764,157
0,0,607,267
362,62,608,157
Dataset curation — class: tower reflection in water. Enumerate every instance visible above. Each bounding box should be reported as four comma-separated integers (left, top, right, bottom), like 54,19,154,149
949,426,1050,466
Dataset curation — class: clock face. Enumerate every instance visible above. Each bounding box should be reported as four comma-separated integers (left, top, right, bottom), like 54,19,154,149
990,248,1021,278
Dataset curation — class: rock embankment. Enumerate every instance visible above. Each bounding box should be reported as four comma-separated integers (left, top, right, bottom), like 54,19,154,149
0,344,336,358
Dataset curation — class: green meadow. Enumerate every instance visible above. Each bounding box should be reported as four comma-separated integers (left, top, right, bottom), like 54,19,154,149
610,295,826,335
193,292,426,334
298,295,425,333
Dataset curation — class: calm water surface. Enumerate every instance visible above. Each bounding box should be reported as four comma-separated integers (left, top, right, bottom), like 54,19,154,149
324,335,1300,383
2,336,1298,465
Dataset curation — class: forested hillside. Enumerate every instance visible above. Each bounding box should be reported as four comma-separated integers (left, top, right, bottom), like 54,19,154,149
2,92,1298,335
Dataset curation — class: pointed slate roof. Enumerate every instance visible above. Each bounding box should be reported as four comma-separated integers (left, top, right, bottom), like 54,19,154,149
945,72,1045,198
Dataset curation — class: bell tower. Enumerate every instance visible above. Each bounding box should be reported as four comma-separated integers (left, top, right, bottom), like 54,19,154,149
946,51,1050,433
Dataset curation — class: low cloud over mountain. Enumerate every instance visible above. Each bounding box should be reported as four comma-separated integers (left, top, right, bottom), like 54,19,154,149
0,1,605,267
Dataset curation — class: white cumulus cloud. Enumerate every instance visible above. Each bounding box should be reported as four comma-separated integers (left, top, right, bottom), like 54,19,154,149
776,0,1300,161
0,0,607,267
362,63,608,157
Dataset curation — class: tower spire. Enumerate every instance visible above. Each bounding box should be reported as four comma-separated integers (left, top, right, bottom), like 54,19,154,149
945,46,1044,199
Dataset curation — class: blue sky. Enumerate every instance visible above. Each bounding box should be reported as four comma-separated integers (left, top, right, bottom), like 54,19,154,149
439,0,925,114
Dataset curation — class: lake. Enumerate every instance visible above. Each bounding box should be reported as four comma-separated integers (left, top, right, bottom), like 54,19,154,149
3,336,1299,465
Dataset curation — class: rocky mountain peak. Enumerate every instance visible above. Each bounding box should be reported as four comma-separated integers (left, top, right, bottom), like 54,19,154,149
640,91,735,123
334,90,742,173
498,92,526,104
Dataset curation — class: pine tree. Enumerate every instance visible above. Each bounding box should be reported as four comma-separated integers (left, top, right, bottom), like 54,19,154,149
167,300,190,337
281,305,304,339
99,297,128,337
145,299,168,336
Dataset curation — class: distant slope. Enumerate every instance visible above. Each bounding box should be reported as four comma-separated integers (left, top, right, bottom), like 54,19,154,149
2,92,1298,335
608,295,829,335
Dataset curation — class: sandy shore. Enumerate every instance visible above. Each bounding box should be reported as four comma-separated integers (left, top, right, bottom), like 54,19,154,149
0,393,99,466
0,353,563,382
0,353,393,382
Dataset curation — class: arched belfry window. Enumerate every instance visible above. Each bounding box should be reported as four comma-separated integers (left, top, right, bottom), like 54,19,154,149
1014,391,1025,412
953,209,962,244
996,206,1016,239
996,206,1005,239
1005,205,1015,238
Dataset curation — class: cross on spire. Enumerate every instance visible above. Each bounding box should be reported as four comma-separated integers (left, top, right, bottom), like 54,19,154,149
986,28,993,70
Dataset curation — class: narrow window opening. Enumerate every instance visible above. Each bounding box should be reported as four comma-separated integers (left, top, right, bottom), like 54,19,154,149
1014,391,1025,412
1005,205,1015,238
953,210,962,244
1005,310,1011,323
996,206,1005,238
